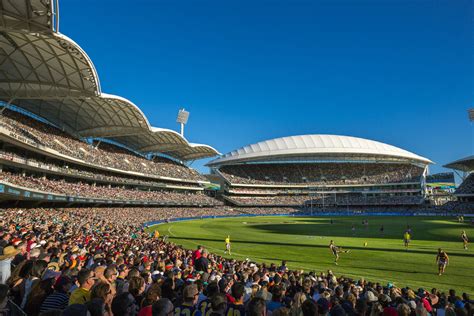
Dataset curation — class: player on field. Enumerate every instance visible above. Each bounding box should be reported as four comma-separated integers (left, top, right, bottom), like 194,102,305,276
436,248,449,276
380,225,384,236
403,231,411,250
329,240,350,265
461,230,469,250
224,235,231,255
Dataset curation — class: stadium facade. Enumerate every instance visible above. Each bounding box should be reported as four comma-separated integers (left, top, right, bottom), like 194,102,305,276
207,135,432,208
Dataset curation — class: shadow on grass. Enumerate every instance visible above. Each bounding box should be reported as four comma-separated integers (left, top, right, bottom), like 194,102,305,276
168,236,474,258
248,219,473,242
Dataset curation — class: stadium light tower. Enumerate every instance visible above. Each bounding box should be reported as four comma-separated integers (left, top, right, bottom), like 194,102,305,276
176,109,190,137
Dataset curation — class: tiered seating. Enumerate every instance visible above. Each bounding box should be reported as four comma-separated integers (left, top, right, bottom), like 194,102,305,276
0,171,221,205
0,110,205,181
0,149,201,189
455,174,474,195
219,163,423,185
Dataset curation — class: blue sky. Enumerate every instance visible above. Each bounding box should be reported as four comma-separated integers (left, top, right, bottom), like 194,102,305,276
60,0,473,176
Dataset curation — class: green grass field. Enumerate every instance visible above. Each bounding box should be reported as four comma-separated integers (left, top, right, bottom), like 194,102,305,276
151,216,474,294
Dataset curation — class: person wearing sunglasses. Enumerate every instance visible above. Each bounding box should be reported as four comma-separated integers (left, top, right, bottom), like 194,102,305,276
69,268,96,306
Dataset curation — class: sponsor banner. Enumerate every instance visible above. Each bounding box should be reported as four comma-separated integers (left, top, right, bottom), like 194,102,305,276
7,187,20,195
32,193,45,199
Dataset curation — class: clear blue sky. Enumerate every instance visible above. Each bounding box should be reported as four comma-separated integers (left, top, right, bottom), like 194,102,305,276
60,0,473,176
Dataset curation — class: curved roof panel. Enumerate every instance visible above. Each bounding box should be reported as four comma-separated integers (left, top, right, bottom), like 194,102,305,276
0,0,54,33
0,31,101,98
8,93,220,160
0,1,219,161
444,156,474,172
208,134,432,166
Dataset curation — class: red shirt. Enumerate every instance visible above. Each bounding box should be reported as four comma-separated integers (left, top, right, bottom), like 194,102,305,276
192,249,201,264
138,306,152,316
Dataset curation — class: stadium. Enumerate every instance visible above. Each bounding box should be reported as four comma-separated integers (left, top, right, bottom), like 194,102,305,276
0,1,472,315
207,135,431,208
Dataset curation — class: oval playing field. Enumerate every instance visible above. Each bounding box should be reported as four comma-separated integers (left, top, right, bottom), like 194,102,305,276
153,216,474,293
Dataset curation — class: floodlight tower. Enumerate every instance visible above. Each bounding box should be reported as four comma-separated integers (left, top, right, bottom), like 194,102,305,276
176,109,190,137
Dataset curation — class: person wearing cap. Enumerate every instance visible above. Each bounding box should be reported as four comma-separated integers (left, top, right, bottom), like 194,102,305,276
175,284,202,316
40,276,73,312
69,268,95,305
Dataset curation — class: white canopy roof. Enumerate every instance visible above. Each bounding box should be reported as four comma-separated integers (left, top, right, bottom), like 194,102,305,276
208,134,432,167
0,0,219,161
444,156,474,172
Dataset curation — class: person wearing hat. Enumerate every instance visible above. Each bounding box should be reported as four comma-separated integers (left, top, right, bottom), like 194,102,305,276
175,284,201,316
0,246,19,284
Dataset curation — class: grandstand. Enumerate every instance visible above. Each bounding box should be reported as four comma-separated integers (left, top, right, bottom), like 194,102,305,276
207,135,432,207
0,3,474,316
0,1,221,207
443,156,474,212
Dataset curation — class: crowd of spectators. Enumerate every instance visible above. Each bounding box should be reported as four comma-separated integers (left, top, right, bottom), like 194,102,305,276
0,110,205,182
0,171,220,206
224,195,424,207
219,163,424,186
0,207,472,316
455,174,474,195
441,201,474,213
0,150,201,189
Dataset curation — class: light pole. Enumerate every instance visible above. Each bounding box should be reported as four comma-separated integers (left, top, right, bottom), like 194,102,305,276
176,109,190,137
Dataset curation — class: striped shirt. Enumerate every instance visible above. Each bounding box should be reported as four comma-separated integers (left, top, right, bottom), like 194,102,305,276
40,292,69,312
